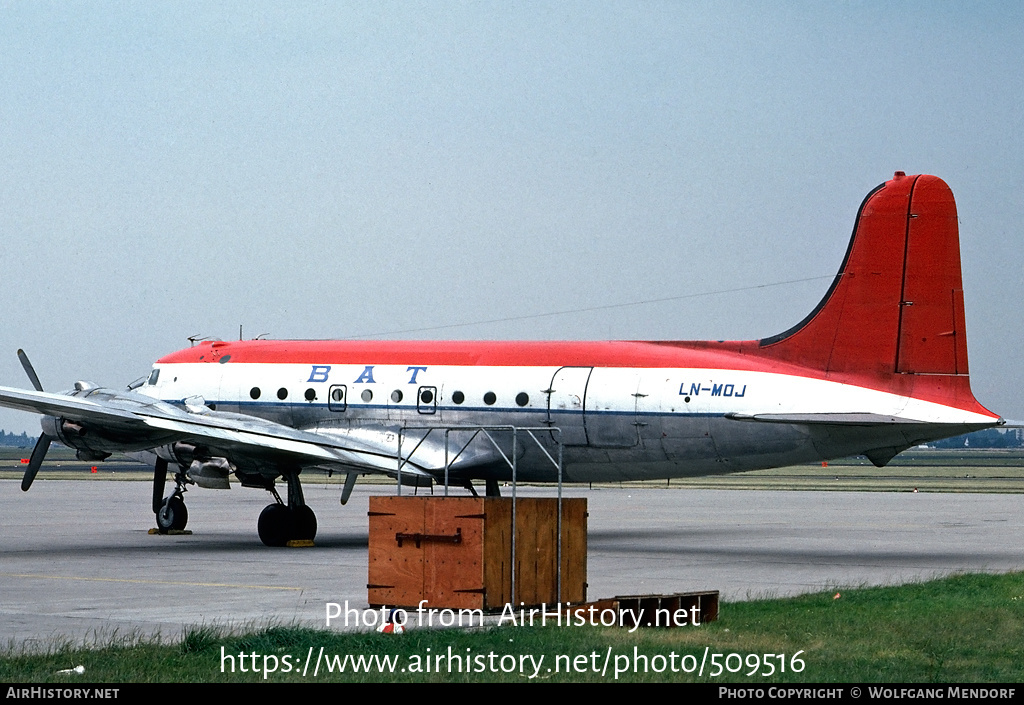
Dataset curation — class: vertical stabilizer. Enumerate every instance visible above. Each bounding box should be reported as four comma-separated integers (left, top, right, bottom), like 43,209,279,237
756,173,990,415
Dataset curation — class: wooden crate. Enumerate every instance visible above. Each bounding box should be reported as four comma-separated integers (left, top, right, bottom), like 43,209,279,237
368,496,586,611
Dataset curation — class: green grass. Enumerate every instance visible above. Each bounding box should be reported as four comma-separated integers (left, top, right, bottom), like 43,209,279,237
3,572,1022,682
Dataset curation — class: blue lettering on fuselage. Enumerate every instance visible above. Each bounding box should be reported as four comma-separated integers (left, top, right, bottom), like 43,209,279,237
406,366,427,384
679,382,747,397
354,366,376,384
307,365,331,383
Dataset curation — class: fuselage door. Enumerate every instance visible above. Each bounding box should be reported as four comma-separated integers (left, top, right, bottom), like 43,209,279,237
585,368,640,448
546,366,592,446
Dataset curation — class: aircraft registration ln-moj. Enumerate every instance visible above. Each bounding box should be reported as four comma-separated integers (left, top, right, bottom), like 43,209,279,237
0,173,1004,546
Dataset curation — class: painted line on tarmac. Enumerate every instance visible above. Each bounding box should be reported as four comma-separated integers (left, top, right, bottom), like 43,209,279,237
0,572,303,591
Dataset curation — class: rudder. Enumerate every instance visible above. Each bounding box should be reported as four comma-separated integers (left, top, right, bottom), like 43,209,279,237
894,175,968,375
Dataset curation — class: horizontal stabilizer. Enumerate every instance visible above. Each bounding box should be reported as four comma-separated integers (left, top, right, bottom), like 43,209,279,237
725,412,927,425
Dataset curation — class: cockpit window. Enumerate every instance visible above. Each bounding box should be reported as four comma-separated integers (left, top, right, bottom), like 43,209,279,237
147,369,160,385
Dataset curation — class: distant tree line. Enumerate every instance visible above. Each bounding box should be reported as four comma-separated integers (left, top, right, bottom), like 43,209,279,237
0,430,35,447
927,428,1023,449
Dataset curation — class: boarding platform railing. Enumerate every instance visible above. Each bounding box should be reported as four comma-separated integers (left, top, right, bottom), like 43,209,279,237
394,425,567,606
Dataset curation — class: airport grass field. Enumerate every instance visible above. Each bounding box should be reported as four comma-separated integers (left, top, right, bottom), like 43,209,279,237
1,571,1022,683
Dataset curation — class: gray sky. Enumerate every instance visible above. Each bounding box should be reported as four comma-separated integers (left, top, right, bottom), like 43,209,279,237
1,2,1022,434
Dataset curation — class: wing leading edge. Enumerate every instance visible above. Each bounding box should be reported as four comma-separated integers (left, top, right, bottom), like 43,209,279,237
0,384,436,478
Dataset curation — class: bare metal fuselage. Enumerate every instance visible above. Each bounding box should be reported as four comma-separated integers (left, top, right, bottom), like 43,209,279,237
136,359,994,484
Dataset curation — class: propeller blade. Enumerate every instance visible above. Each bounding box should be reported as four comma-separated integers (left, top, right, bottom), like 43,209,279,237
22,433,52,492
17,349,44,392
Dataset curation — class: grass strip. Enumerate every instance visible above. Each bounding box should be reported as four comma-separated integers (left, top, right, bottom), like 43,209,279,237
3,571,1022,683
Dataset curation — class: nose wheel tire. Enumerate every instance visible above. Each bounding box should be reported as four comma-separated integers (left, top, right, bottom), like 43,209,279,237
156,496,188,533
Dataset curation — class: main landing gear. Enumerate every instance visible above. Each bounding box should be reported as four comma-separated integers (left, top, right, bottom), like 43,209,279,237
258,471,317,547
150,458,317,546
153,457,190,533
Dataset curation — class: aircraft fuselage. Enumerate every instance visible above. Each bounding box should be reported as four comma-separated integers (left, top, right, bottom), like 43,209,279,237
138,339,997,483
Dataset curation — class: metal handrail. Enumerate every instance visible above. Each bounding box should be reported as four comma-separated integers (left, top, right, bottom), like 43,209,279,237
396,424,566,606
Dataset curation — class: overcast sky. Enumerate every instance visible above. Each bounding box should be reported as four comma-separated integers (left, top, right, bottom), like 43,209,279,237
1,2,1021,434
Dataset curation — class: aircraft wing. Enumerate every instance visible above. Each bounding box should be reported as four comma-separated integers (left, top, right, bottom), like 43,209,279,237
0,384,435,477
0,386,144,430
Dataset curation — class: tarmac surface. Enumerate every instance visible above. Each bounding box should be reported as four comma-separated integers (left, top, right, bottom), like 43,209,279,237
1,478,1022,649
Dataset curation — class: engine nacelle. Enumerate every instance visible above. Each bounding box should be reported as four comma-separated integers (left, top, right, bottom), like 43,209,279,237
41,416,93,452
153,442,234,489
41,414,175,456
187,457,234,490
76,449,112,462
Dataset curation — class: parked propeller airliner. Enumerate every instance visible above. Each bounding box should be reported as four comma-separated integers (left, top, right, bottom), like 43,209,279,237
0,173,1003,546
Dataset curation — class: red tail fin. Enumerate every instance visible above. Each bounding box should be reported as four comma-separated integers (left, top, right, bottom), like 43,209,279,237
756,172,992,415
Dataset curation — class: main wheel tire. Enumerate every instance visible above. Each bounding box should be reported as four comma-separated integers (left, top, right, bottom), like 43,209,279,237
156,496,188,533
258,504,292,547
293,505,317,541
